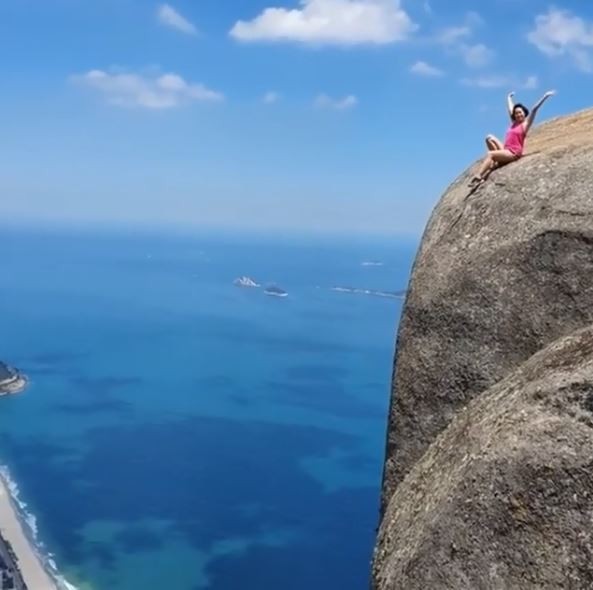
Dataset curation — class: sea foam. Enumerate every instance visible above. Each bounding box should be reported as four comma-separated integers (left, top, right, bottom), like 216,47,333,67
0,465,81,590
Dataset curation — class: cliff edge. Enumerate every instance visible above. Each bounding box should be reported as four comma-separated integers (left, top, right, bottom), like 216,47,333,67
374,107,593,589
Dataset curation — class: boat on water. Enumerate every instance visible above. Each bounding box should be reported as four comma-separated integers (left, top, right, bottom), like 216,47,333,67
264,285,288,298
233,276,260,288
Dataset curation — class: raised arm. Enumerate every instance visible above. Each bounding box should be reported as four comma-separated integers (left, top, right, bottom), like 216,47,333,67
507,91,515,119
525,90,555,131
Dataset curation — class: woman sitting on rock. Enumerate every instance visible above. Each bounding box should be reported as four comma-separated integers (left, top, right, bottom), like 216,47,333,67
469,90,555,187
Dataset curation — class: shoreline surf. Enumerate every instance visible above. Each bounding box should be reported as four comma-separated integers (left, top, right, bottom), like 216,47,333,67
0,467,78,590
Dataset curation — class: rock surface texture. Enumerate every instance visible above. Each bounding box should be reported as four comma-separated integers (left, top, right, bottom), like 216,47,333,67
373,326,593,589
374,107,593,589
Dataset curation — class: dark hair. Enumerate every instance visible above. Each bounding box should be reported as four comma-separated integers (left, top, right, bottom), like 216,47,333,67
512,103,529,120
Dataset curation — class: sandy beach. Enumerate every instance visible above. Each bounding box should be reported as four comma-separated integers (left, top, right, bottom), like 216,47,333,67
0,475,58,589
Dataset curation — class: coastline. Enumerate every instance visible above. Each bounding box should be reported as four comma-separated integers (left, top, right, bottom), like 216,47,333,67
0,474,59,589
0,375,28,397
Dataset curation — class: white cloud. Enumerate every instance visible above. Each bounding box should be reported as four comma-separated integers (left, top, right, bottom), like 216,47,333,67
464,11,483,28
461,74,509,89
461,74,539,90
437,25,471,45
263,91,280,104
459,43,494,68
314,93,358,110
436,12,493,69
410,60,444,77
157,4,198,36
72,70,223,109
528,8,593,72
436,11,481,45
523,75,539,90
229,0,417,46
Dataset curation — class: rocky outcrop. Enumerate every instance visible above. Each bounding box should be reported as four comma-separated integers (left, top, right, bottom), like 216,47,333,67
373,326,593,589
374,107,593,589
380,107,593,508
0,362,27,396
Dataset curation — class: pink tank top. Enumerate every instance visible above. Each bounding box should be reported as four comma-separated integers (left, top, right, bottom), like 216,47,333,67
504,122,526,156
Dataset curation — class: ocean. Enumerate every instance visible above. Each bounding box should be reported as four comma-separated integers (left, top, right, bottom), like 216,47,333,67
0,226,416,590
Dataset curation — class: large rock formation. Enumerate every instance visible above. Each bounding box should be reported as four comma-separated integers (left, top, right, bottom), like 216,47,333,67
374,107,593,588
381,107,593,508
373,326,593,589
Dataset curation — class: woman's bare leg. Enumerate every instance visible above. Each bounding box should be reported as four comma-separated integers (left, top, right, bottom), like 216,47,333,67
485,134,503,151
470,150,518,185
484,135,504,174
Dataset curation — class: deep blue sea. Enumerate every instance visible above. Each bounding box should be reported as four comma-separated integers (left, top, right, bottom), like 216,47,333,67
0,227,416,590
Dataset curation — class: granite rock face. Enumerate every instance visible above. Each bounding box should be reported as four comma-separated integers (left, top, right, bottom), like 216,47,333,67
374,108,593,589
373,326,593,589
381,108,593,507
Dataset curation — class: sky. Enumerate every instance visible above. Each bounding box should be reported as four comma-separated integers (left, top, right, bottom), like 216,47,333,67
0,0,592,237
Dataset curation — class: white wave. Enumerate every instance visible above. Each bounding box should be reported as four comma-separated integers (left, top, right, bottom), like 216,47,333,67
0,465,81,590
56,576,80,590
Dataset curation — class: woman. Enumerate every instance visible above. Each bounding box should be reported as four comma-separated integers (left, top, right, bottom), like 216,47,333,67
469,89,555,187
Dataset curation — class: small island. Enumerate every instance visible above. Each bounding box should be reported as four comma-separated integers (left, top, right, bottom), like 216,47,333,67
233,276,260,288
264,285,288,298
0,362,27,396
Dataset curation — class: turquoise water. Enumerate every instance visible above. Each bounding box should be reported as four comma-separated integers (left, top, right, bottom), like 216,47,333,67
0,227,415,589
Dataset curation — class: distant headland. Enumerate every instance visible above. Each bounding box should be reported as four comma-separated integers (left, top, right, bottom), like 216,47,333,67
331,287,405,300
0,362,27,396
